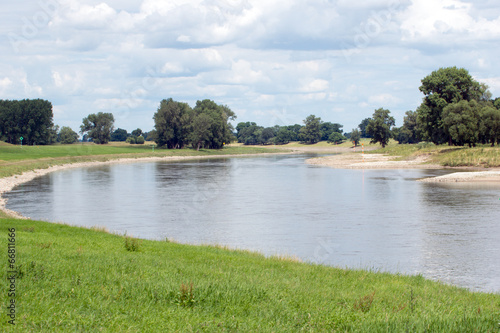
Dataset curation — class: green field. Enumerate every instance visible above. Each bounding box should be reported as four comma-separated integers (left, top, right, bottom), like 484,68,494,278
1,219,499,332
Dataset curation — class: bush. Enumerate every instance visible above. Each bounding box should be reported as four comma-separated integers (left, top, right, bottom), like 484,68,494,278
126,136,136,144
135,136,145,144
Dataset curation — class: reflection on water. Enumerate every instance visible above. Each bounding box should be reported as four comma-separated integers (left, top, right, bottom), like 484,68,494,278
5,155,500,293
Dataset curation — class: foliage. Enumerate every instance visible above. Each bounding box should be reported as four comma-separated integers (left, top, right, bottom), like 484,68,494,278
366,108,395,148
442,100,481,147
153,98,193,149
396,110,420,144
110,128,128,142
126,136,136,144
416,67,488,145
135,136,145,144
350,129,361,146
327,132,346,144
192,100,236,149
80,112,115,144
320,122,343,141
299,115,322,144
59,126,79,144
1,218,499,331
479,106,500,146
358,118,372,138
124,236,142,252
0,99,54,145
190,113,213,150
131,128,142,137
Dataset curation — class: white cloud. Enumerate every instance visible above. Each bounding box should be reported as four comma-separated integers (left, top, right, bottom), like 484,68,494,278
368,93,401,106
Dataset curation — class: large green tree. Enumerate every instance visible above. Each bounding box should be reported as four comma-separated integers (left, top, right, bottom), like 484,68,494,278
0,99,54,145
358,118,372,138
80,112,115,144
190,113,213,150
479,106,500,146
442,100,481,147
417,67,487,145
192,100,235,149
366,108,395,148
299,115,322,144
110,128,128,142
320,122,343,141
153,98,193,149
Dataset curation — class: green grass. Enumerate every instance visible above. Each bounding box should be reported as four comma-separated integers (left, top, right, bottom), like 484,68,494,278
368,141,500,167
0,143,286,178
1,219,499,332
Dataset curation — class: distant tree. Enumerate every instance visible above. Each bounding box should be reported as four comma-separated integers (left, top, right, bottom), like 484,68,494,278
417,67,488,145
153,98,193,149
261,127,275,144
350,129,361,146
442,100,481,147
0,99,54,145
274,128,294,144
131,128,142,137
192,100,235,149
59,126,79,144
366,108,395,148
287,124,303,141
320,122,343,141
146,130,157,142
135,136,145,144
358,118,372,138
494,98,500,110
48,124,60,144
479,106,500,146
299,115,322,144
328,132,346,144
395,111,420,144
82,134,89,142
126,136,136,144
111,128,128,142
80,112,115,144
190,113,213,150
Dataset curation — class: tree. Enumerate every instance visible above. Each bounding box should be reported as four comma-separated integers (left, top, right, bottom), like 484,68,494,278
366,108,395,148
396,110,420,144
299,115,322,144
135,136,145,144
153,98,193,149
320,122,343,141
328,132,346,144
358,118,372,138
274,128,294,144
131,128,143,137
350,129,361,146
479,106,500,146
111,128,128,142
80,112,114,144
442,100,481,147
192,99,235,149
190,113,213,150
59,126,79,144
0,99,54,145
261,127,275,144
417,67,487,145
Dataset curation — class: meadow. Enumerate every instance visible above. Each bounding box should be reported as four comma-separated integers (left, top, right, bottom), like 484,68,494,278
0,218,499,332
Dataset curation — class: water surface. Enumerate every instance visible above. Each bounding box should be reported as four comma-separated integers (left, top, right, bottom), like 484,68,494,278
6,155,500,293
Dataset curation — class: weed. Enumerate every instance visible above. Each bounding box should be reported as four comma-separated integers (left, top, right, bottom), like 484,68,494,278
124,236,141,252
23,227,35,232
176,282,196,307
353,291,375,313
37,242,53,249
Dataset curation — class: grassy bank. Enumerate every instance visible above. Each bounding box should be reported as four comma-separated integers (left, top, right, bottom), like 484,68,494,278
1,219,499,331
0,142,286,178
368,141,500,168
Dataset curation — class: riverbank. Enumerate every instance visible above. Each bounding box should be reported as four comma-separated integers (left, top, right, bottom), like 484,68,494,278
1,218,498,331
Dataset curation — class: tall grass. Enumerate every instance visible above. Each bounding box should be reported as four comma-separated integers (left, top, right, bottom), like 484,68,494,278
0,219,498,331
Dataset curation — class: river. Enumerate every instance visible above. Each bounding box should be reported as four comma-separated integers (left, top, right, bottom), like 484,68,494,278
5,154,500,293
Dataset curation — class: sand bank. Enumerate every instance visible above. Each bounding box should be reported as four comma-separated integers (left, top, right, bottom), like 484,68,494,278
305,153,440,169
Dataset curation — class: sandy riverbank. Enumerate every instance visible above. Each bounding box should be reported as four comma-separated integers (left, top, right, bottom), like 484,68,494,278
306,153,500,182
0,152,291,219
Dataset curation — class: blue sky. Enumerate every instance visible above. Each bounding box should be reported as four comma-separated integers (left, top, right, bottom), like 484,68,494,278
1,0,500,134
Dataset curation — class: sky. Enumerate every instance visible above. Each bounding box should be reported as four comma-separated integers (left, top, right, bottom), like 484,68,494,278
1,0,500,134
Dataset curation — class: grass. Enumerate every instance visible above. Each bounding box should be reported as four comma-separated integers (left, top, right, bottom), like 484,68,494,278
0,219,499,331
0,142,287,178
368,140,500,167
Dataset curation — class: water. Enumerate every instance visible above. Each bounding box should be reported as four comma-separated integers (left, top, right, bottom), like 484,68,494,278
6,155,500,293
